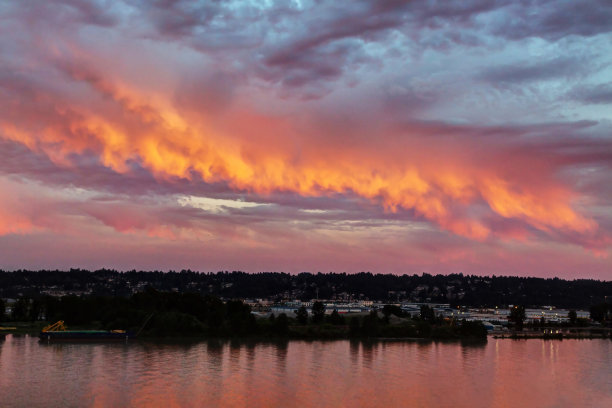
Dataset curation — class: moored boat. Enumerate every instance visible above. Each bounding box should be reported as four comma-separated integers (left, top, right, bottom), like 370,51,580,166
39,321,134,341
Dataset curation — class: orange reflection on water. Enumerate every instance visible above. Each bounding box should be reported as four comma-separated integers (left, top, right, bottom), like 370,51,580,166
1,336,611,408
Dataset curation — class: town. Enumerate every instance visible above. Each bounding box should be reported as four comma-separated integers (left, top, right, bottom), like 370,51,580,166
1,270,610,339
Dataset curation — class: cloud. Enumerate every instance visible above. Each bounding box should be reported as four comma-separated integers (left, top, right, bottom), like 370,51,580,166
568,84,612,105
0,62,600,244
478,57,584,84
0,0,610,276
491,0,612,41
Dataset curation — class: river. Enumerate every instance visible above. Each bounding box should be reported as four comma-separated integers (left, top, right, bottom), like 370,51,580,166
1,335,610,407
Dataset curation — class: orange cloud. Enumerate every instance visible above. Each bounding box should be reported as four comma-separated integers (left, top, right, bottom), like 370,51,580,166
0,75,597,244
0,44,601,249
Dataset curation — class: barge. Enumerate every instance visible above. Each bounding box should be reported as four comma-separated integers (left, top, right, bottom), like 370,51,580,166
39,321,134,341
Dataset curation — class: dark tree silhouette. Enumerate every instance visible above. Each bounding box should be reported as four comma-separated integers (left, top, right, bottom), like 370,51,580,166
361,310,380,337
296,306,308,325
420,305,435,321
349,316,360,336
312,301,325,324
382,305,392,323
509,305,526,331
568,309,577,325
273,313,289,336
11,297,29,321
327,309,345,325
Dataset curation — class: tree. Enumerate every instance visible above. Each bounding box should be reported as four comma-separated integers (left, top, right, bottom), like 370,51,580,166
382,305,392,324
296,306,308,325
382,304,404,319
327,309,344,325
568,310,577,325
509,305,526,331
420,305,435,322
0,298,5,322
349,316,360,336
29,298,42,322
457,320,487,339
273,313,289,336
361,310,380,337
312,301,325,324
11,297,29,321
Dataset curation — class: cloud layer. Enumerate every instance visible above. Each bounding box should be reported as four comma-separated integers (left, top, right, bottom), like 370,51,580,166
0,0,611,277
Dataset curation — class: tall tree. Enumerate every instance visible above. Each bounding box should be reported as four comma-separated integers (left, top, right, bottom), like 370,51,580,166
349,316,361,336
361,310,380,337
420,305,435,322
11,297,29,321
509,305,526,331
273,313,289,336
312,301,325,324
568,309,577,325
327,309,344,325
296,306,308,325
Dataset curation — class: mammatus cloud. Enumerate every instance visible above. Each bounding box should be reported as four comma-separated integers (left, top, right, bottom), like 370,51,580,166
0,0,610,276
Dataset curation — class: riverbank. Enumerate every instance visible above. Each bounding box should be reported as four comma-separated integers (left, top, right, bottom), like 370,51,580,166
5,322,612,343
493,332,612,340
4,321,487,342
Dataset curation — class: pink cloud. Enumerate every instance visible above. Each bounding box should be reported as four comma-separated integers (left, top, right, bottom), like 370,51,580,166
0,0,610,277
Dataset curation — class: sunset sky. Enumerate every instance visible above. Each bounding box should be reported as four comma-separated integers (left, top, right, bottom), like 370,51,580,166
0,1,611,278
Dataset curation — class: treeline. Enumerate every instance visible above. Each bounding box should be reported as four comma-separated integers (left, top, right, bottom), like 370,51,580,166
3,291,258,337
1,270,611,308
0,290,487,340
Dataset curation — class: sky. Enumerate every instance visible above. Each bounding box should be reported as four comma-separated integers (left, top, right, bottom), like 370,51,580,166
0,0,611,278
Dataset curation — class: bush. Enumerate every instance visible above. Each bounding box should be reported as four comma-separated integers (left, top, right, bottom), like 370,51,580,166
431,326,456,339
273,313,289,336
147,312,205,337
296,306,308,325
326,309,345,325
312,302,326,324
349,316,361,336
457,320,488,339
379,324,418,338
415,321,432,337
361,311,380,337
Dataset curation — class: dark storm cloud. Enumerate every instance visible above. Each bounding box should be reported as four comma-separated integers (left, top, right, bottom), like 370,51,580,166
478,57,585,84
3,0,117,29
492,0,612,41
6,0,610,97
569,84,612,105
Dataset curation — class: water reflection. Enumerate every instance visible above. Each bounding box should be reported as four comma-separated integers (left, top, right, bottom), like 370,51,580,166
0,335,611,408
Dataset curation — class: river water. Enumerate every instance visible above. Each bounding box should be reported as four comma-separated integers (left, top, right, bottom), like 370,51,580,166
1,335,611,407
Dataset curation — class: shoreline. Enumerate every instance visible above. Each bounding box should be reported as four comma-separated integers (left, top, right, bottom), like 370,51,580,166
4,322,611,342
492,333,611,340
4,332,611,344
